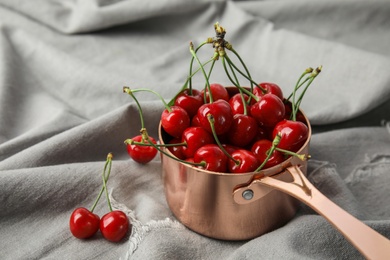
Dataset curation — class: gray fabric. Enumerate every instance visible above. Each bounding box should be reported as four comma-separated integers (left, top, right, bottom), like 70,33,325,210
0,0,389,259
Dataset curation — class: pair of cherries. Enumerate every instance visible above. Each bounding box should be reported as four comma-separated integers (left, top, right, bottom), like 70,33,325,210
125,82,309,173
69,153,130,242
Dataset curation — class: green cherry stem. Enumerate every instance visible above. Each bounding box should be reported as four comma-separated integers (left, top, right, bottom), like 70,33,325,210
207,114,240,165
229,47,255,92
275,147,311,161
124,139,186,147
102,153,113,212
188,41,209,93
222,57,259,103
123,86,146,129
190,42,213,103
285,68,313,102
168,57,217,107
224,55,267,93
90,153,113,213
255,133,281,172
293,66,322,117
126,87,171,112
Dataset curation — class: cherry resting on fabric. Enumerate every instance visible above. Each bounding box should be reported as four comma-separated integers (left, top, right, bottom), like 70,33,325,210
69,207,100,239
100,210,129,242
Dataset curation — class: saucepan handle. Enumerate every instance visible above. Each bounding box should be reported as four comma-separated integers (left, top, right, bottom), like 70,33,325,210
233,165,390,259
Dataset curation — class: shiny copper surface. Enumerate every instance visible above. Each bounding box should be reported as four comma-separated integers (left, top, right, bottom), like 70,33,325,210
159,106,311,240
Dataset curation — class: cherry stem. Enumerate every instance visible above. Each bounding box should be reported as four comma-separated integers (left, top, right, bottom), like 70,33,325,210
255,133,281,172
188,41,209,94
275,147,311,161
293,66,322,118
207,114,240,165
168,58,216,107
224,55,266,93
126,87,171,112
190,42,213,103
222,56,259,103
136,128,206,168
97,153,114,212
123,87,145,129
124,139,186,147
229,47,255,91
285,68,313,102
90,154,113,212
202,58,217,103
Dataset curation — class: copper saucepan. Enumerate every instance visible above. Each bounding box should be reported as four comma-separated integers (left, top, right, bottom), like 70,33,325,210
158,102,390,259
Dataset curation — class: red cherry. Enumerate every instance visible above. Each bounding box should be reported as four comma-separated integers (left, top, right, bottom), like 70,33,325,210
191,114,202,127
100,210,130,242
251,139,285,169
228,149,260,173
250,93,285,128
161,106,190,138
272,119,309,152
167,138,186,160
181,127,215,158
253,126,271,142
228,93,251,115
200,83,229,102
174,89,203,118
197,99,233,135
193,144,228,172
69,207,100,239
221,144,239,155
126,135,158,164
227,114,258,147
253,82,284,100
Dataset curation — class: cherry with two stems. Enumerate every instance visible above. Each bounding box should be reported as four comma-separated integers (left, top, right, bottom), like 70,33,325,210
69,154,113,239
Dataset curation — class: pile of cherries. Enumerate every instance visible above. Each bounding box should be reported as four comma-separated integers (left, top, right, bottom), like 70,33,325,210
69,153,130,242
124,23,321,174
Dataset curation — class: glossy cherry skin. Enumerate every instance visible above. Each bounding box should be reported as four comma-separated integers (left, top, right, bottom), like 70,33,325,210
228,93,252,115
228,149,260,173
100,210,130,242
253,82,284,101
197,99,233,135
227,114,258,147
272,119,309,152
200,83,230,102
181,127,215,158
191,114,202,127
250,93,285,128
161,106,190,138
126,135,158,164
193,144,228,172
251,139,285,169
174,89,203,118
69,207,100,239
167,138,186,160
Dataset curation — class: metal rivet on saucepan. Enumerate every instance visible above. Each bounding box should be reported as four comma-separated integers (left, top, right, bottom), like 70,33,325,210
242,189,254,200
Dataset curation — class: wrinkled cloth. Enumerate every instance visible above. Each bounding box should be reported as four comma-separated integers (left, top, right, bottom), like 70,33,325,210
0,0,390,259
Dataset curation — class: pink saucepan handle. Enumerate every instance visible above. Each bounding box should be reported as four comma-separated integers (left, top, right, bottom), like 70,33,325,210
233,165,390,259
